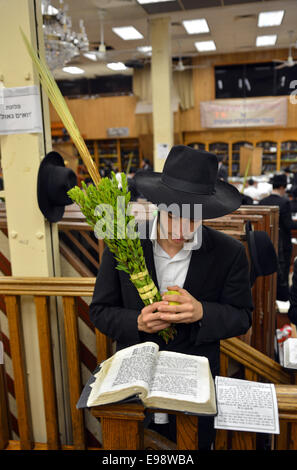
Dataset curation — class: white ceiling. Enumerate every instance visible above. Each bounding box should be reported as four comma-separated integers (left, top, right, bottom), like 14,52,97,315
49,0,297,79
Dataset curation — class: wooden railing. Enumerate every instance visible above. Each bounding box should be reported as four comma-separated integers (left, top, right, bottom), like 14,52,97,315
0,276,297,450
0,276,107,450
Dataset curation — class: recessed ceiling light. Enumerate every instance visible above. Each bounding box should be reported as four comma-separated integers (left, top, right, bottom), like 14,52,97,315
83,52,97,61
195,40,216,52
137,0,172,4
112,26,143,40
258,10,284,27
106,62,127,71
183,19,210,35
62,66,85,74
256,35,277,47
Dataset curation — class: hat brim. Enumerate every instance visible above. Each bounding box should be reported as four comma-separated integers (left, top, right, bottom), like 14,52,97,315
134,171,242,219
245,221,277,286
37,152,66,223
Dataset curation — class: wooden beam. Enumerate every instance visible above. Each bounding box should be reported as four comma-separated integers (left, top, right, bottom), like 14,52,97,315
34,296,60,449
62,296,86,450
5,295,33,450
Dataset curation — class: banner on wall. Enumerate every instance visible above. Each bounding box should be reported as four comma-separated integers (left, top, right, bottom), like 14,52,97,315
200,97,287,128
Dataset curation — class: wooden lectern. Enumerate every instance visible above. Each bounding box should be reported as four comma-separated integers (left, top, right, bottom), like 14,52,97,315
91,403,199,450
239,146,262,177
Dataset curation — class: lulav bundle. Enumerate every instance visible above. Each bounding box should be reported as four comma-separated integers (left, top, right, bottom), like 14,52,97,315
21,29,176,343
68,174,176,343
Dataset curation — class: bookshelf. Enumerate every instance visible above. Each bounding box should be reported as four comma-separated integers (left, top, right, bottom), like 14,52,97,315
256,141,277,173
51,132,142,186
280,141,297,169
187,142,206,150
209,142,229,160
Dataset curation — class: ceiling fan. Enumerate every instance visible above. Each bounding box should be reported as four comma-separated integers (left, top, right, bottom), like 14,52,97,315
172,57,208,72
274,44,297,70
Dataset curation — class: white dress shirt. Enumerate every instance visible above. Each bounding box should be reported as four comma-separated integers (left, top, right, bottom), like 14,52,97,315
149,214,199,424
149,215,199,293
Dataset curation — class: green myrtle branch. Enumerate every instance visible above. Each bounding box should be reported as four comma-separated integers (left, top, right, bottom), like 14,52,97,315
67,172,176,343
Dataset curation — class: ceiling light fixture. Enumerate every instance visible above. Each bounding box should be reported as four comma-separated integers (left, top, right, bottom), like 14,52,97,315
195,40,216,52
62,66,85,74
41,0,89,71
106,62,127,71
258,10,284,27
112,26,143,40
183,19,210,35
256,34,277,47
137,46,152,53
137,0,172,4
83,52,97,61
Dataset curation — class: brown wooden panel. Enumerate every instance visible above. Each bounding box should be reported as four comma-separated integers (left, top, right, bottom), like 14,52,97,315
5,295,33,450
176,414,198,450
289,422,297,450
62,296,86,450
231,431,256,450
34,296,59,450
95,329,112,365
92,403,145,450
0,361,10,449
101,418,143,450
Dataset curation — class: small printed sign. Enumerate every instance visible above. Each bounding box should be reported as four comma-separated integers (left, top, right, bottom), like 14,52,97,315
107,127,129,137
0,85,43,135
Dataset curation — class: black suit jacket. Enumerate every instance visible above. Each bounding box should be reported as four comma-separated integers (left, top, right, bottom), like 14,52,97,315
289,258,297,326
89,225,253,376
259,194,297,252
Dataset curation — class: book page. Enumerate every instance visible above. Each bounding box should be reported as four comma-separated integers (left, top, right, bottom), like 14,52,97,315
87,342,158,406
214,376,279,434
147,351,210,403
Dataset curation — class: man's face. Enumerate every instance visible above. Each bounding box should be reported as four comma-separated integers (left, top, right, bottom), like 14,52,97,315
158,210,201,247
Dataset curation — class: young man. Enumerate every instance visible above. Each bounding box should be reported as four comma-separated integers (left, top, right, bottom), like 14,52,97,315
89,145,253,449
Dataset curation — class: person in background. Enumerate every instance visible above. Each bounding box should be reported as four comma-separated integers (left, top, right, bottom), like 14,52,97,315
138,158,153,172
284,167,294,186
290,186,297,215
127,166,140,202
243,178,259,202
217,155,228,182
259,173,297,300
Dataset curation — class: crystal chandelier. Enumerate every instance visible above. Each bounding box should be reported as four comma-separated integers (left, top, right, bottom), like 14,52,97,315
41,0,89,71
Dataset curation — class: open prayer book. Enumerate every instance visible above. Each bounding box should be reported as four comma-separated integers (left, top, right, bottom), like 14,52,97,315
84,341,217,415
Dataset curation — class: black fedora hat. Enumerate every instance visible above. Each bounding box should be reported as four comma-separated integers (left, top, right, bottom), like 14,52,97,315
245,221,277,286
134,145,242,219
37,151,77,223
269,173,287,187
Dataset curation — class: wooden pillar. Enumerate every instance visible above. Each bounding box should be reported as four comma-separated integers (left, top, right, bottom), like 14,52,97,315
150,17,173,172
0,0,62,442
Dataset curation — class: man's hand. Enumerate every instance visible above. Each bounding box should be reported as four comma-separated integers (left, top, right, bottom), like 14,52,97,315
138,301,172,334
157,285,203,324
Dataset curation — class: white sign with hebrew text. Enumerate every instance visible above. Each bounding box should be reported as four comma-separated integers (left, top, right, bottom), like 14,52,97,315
0,85,43,135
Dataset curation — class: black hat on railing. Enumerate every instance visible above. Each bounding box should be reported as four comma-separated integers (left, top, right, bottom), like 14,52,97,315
245,221,278,286
37,151,77,223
